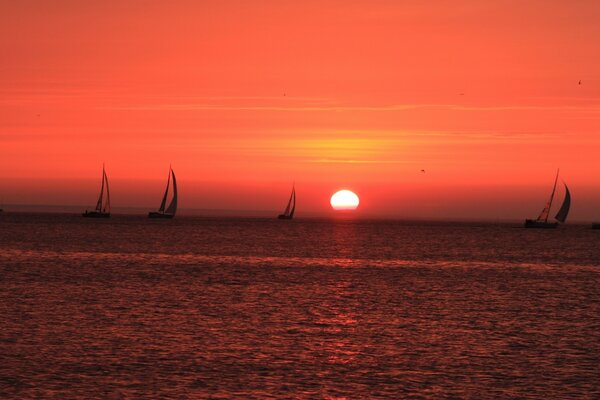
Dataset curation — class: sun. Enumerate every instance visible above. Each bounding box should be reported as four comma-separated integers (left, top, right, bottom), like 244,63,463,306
330,190,360,211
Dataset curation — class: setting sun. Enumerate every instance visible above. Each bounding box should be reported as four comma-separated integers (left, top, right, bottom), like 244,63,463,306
330,190,360,211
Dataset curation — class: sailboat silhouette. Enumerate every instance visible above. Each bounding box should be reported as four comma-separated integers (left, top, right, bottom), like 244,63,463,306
83,164,111,218
525,169,570,229
149,166,177,219
278,184,296,220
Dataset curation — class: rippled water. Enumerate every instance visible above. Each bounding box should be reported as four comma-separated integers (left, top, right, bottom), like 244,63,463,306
1,213,599,399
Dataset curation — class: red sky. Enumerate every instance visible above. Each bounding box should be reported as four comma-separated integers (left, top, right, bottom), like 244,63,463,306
1,1,599,220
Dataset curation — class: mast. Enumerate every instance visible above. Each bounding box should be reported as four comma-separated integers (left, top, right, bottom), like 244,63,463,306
537,169,559,222
165,169,177,215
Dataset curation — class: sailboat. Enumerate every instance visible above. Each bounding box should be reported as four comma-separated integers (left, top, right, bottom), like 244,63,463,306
278,184,296,220
83,165,111,218
524,169,570,229
148,166,177,219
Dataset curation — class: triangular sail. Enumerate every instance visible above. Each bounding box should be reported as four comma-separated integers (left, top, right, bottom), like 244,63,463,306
554,183,570,223
165,169,177,215
158,167,172,212
536,169,559,222
289,187,296,218
103,169,111,213
95,166,105,212
282,185,294,216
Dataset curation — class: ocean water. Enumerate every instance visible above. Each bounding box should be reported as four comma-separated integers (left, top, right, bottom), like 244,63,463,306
0,213,599,399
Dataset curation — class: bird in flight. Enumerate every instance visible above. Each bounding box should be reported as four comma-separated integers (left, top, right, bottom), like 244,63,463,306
421,169,426,173
578,80,582,85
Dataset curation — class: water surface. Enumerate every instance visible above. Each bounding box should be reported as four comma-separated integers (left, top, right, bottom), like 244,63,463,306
1,213,599,399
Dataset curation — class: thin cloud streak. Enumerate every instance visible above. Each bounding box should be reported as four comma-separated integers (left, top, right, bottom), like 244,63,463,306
451,105,600,112
305,159,411,164
100,103,442,112
103,102,600,113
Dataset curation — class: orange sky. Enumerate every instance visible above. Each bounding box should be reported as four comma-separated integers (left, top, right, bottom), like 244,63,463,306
1,1,599,219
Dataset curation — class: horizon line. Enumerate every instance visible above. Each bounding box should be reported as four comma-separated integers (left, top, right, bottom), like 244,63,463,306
1,204,597,225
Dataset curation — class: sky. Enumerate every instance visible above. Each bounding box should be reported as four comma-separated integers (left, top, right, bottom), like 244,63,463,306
1,1,600,220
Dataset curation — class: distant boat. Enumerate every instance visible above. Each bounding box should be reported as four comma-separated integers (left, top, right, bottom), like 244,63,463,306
592,223,600,230
83,165,111,218
524,169,570,229
278,184,296,220
149,166,177,219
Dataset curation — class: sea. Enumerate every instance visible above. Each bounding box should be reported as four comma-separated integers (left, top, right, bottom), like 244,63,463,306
0,213,598,399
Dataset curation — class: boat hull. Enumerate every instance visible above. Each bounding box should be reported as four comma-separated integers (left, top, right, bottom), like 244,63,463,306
592,223,600,230
278,214,293,220
148,212,174,219
524,219,557,229
82,211,110,218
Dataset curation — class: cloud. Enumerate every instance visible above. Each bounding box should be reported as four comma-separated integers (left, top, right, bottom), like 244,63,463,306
305,159,410,164
101,103,442,112
450,105,600,112
101,100,600,114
